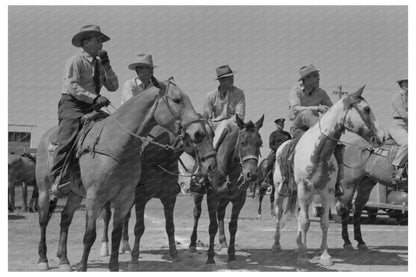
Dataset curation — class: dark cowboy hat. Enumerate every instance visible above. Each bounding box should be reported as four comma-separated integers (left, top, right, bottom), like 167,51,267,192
72,25,110,47
215,65,237,80
396,78,408,87
298,63,319,81
274,118,285,124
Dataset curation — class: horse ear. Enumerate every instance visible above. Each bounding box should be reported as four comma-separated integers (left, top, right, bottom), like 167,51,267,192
235,114,245,129
351,85,366,99
255,114,264,130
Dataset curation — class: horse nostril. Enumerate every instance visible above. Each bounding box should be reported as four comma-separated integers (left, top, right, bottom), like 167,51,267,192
194,130,205,143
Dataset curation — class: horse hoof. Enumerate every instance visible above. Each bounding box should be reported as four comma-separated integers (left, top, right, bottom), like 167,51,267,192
296,256,309,267
58,263,73,271
256,214,262,219
189,246,197,253
127,261,140,271
100,243,109,257
228,256,237,263
319,256,333,266
203,263,216,271
120,240,132,254
358,244,368,250
38,262,50,271
271,244,281,253
343,243,354,250
206,259,216,265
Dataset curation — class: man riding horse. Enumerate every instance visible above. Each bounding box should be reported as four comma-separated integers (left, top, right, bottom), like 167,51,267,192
288,63,344,196
390,77,408,183
50,25,118,198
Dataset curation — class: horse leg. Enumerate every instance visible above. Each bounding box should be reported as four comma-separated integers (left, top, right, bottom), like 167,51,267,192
129,187,148,270
161,195,178,260
296,193,312,266
341,204,353,249
22,182,28,212
318,193,333,266
217,198,229,249
353,179,375,250
37,188,54,271
29,181,39,212
270,186,275,216
56,193,83,271
189,193,203,252
100,202,111,257
77,200,98,271
10,181,16,211
272,194,285,252
227,194,246,263
257,187,264,218
120,208,132,254
206,190,219,264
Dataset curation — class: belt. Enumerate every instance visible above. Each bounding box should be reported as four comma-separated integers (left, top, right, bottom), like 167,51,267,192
393,117,404,120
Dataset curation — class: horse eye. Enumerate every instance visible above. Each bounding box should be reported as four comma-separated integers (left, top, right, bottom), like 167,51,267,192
172,98,181,104
364,106,370,113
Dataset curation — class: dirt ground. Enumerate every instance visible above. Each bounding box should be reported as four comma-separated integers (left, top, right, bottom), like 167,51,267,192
8,191,408,272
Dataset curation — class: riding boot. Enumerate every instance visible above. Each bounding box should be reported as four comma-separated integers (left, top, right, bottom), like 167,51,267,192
51,173,71,199
334,144,345,197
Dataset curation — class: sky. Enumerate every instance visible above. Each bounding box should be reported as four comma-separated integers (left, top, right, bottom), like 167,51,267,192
7,5,408,153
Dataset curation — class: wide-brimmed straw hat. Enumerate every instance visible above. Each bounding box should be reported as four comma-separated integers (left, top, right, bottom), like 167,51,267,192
396,78,408,87
298,63,320,81
128,54,157,70
72,25,110,47
215,65,237,80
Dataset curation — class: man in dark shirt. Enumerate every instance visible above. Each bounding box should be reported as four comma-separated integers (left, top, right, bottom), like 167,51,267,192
264,118,292,186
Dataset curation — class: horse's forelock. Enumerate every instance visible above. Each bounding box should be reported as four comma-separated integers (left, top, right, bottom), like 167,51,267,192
244,121,256,132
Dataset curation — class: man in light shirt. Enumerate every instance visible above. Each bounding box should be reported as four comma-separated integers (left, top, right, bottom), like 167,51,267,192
120,54,159,105
51,25,118,198
203,65,245,129
390,78,408,183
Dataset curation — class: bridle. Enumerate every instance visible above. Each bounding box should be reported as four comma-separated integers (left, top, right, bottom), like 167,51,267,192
234,127,260,171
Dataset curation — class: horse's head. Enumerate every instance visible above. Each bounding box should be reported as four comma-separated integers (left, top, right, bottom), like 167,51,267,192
340,85,385,147
153,77,206,144
235,114,264,182
181,115,217,175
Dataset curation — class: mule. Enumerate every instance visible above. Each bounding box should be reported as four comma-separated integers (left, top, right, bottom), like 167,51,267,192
8,153,38,212
99,120,216,271
36,78,207,271
271,86,385,266
189,115,264,264
336,132,408,250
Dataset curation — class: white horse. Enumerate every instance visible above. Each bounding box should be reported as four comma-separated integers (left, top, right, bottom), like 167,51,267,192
271,86,385,266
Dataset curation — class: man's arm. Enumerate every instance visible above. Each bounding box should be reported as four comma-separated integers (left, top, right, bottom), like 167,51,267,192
64,57,97,104
102,64,119,92
120,80,134,105
235,90,246,120
202,92,214,120
392,93,408,122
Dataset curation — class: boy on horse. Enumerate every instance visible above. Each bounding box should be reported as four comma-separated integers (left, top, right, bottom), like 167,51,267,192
50,25,118,198
288,63,344,196
390,78,408,183
121,54,160,105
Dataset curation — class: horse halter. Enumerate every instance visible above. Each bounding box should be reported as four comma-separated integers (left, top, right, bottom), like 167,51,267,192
234,128,260,167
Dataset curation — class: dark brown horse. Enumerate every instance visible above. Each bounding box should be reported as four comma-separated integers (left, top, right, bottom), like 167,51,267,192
336,133,408,250
253,158,275,218
8,153,38,212
36,78,208,271
100,120,216,270
189,115,264,264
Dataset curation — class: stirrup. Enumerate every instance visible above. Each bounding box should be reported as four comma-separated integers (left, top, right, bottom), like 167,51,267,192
51,180,71,198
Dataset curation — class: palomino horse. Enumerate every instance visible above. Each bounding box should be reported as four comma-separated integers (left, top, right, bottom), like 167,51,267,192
8,153,38,212
36,78,207,271
189,115,264,264
100,121,216,270
336,132,408,250
253,158,275,218
271,86,385,266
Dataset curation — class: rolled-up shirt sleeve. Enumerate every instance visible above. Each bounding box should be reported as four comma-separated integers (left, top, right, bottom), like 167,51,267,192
102,66,119,92
121,80,134,105
235,91,245,120
64,59,97,103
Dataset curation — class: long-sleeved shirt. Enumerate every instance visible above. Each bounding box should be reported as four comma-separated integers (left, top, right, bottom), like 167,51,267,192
120,78,154,105
269,129,292,151
289,83,333,120
203,86,245,121
391,90,408,125
62,51,118,104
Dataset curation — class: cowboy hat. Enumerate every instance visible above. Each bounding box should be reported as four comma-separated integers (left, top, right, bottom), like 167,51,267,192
128,54,157,70
215,65,237,80
396,78,408,87
72,25,110,47
298,63,320,81
274,118,285,124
